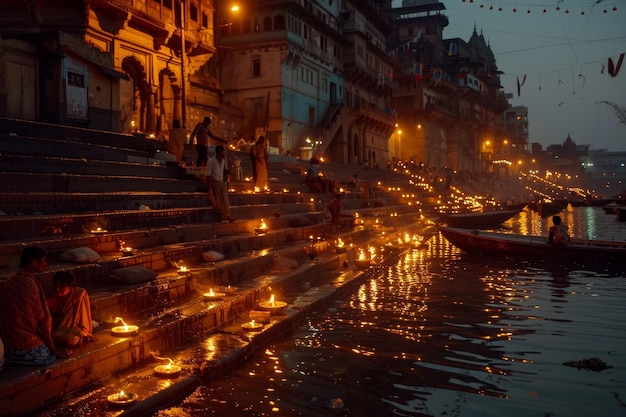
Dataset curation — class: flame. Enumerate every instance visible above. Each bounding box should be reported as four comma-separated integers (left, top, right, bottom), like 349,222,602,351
208,288,215,297
114,316,129,330
337,237,345,247
358,249,366,260
259,219,268,230
250,319,256,326
154,355,175,368
269,294,275,307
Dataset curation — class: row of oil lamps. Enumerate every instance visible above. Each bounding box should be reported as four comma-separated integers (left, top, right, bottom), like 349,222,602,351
107,291,287,407
108,236,421,407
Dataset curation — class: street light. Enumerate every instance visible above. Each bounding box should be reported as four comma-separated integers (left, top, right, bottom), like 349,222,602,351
215,5,240,48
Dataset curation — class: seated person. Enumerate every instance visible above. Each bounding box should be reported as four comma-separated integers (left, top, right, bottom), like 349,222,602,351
548,215,571,246
47,271,95,347
324,193,343,223
305,157,325,193
0,246,72,365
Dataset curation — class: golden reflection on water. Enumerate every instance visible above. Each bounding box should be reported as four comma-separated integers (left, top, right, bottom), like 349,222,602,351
503,206,626,241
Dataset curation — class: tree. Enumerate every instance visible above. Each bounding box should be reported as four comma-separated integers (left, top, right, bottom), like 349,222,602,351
597,101,626,125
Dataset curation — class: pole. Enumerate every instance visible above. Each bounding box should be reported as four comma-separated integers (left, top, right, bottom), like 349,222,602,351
180,0,187,128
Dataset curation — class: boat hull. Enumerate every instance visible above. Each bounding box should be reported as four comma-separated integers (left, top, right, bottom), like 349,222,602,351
439,226,626,263
438,209,521,229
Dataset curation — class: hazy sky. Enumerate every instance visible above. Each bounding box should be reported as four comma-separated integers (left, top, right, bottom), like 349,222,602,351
392,0,626,151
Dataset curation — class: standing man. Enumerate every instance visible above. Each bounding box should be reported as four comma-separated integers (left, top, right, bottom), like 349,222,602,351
166,119,187,163
190,116,227,167
206,145,234,223
0,246,72,365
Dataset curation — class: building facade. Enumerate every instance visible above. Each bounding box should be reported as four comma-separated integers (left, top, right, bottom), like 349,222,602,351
215,0,395,166
0,0,512,172
0,0,229,138
387,0,509,173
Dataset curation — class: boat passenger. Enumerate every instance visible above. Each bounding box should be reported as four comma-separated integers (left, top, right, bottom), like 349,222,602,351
548,215,571,246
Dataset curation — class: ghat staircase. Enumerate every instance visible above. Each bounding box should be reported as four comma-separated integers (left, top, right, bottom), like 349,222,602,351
0,118,439,416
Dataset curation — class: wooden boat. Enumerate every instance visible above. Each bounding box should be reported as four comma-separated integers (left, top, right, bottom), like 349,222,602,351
536,200,569,217
437,209,522,229
439,226,626,263
602,201,620,215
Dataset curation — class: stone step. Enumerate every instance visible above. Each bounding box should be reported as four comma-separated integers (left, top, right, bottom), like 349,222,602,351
0,154,187,179
0,220,422,416
0,200,320,240
0,117,163,153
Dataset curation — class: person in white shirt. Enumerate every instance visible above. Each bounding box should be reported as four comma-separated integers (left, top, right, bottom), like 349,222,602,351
205,145,234,223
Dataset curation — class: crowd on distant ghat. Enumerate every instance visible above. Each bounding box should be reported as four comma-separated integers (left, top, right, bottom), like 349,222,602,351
388,158,529,204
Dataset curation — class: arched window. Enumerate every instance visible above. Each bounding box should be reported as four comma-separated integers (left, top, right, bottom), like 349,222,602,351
263,16,272,31
274,15,286,30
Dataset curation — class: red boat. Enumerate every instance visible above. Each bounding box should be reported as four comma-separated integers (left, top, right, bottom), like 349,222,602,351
439,226,626,263
437,209,522,229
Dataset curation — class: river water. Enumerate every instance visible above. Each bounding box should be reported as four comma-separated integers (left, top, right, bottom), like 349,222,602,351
160,206,626,417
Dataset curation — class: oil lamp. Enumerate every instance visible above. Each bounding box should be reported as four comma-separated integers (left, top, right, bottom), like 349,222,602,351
218,285,237,294
118,240,135,256
255,219,268,235
241,319,264,331
258,294,287,315
107,390,138,406
335,237,347,253
91,226,108,234
203,288,225,301
354,248,371,269
154,357,181,378
111,317,138,337
177,265,188,275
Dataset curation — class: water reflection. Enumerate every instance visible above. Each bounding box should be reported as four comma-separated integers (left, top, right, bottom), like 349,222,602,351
186,207,626,417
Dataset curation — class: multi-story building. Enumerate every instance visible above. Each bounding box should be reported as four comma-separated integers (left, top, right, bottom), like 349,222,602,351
502,105,529,153
215,0,395,166
387,0,509,173
0,0,511,173
0,0,230,138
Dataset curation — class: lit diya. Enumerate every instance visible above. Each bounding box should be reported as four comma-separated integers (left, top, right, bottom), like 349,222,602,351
335,237,347,253
241,319,264,331
258,294,287,315
177,265,189,275
91,227,108,234
255,219,268,235
354,248,371,269
203,288,226,301
107,390,138,406
217,285,237,294
111,317,138,337
118,240,135,256
154,357,181,378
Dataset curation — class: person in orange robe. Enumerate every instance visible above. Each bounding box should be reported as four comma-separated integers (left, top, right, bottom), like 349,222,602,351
47,271,95,347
